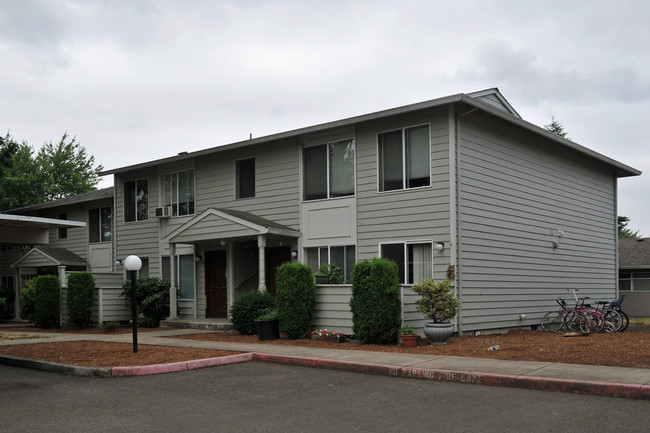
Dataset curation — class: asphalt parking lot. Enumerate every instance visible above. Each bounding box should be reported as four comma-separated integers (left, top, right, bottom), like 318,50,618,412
2,361,650,432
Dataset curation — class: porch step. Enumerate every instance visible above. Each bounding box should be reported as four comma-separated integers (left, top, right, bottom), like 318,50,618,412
160,318,234,332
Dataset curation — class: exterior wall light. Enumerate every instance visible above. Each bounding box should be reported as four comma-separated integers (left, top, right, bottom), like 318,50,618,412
435,242,445,251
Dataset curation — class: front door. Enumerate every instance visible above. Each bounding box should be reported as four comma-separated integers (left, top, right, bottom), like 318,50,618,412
205,251,227,318
265,246,292,297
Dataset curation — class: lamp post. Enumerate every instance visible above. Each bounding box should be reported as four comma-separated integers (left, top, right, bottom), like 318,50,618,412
124,255,142,353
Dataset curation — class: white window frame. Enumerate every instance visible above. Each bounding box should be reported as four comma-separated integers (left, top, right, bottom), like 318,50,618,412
235,157,256,199
305,245,356,283
124,178,149,222
377,123,431,192
162,169,195,217
302,138,355,201
379,240,433,285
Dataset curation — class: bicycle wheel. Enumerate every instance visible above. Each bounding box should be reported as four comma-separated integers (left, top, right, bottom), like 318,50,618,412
602,310,623,332
541,312,564,332
579,312,603,333
564,311,581,332
618,310,630,332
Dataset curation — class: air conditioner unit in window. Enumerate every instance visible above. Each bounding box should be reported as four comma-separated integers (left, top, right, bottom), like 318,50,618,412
154,206,172,218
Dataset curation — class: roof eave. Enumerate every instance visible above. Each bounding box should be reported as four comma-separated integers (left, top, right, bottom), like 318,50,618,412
458,94,641,178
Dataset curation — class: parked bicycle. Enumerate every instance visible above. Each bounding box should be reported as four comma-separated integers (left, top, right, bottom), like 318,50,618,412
541,289,626,333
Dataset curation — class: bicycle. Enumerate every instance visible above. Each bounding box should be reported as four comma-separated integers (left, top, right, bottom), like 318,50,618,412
565,289,606,333
609,294,629,332
540,297,569,332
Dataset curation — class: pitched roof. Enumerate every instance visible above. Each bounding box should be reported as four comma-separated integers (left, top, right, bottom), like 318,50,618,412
100,89,640,179
618,238,650,269
12,246,87,268
5,187,114,214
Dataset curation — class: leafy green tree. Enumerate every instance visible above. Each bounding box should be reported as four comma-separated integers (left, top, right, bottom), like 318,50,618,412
618,216,642,239
0,131,103,210
543,117,570,139
36,132,103,201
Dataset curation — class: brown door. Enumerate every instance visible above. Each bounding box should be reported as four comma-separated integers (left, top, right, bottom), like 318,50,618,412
205,251,227,318
265,247,292,297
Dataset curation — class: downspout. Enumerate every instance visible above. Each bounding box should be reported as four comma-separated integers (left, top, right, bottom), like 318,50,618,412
169,243,178,319
614,178,619,298
452,106,478,336
448,105,462,336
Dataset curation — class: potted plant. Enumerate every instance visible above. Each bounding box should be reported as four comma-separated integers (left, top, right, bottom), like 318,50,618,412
411,279,460,345
398,324,418,348
255,308,280,341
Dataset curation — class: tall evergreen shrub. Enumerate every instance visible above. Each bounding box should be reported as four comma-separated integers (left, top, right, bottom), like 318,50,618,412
349,258,401,344
20,278,37,321
121,277,175,327
229,290,275,335
276,262,316,339
34,275,60,328
67,272,95,328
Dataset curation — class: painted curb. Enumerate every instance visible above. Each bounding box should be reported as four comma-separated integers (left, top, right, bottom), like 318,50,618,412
0,354,112,377
251,353,650,400
111,353,254,377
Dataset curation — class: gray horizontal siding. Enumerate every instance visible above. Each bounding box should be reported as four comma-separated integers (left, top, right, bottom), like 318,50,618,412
312,285,353,334
195,138,300,230
355,107,451,278
457,112,618,331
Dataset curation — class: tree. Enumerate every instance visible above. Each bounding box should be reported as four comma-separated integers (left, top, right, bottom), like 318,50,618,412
0,132,103,210
36,132,103,201
543,117,570,139
618,216,642,239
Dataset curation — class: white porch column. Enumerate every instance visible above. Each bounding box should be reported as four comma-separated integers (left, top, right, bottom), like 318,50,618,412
58,265,66,328
258,234,267,291
169,243,178,319
13,268,21,320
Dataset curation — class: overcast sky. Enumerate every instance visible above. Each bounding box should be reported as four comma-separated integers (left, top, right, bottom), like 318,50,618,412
1,0,649,235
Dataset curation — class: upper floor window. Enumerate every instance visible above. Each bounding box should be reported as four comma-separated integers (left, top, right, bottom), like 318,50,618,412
57,213,67,239
380,241,432,284
162,169,195,216
124,179,148,222
89,207,112,243
378,124,430,191
303,139,354,201
236,158,255,199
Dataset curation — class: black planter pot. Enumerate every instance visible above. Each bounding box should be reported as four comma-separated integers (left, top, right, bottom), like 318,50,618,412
256,319,280,341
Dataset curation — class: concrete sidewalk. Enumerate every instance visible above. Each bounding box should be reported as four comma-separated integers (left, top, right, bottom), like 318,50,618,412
2,327,650,399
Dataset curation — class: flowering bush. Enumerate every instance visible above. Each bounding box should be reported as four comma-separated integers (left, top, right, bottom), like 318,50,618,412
311,329,344,337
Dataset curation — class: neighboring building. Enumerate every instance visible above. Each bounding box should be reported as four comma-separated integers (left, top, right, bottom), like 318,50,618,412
0,89,641,334
618,238,650,316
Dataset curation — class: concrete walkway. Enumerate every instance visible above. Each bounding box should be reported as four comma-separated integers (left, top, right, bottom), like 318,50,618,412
2,327,650,400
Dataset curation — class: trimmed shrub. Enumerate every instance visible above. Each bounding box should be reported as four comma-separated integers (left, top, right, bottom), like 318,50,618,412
349,258,401,344
34,275,60,328
276,262,316,339
0,285,15,319
67,272,96,328
121,277,176,327
20,278,37,321
229,290,275,335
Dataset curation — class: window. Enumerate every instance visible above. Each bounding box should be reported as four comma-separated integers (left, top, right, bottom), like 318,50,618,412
305,245,355,283
124,179,148,222
378,124,430,191
57,213,67,239
162,254,195,299
163,170,195,216
89,207,112,243
236,158,255,199
381,242,432,284
303,139,354,200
